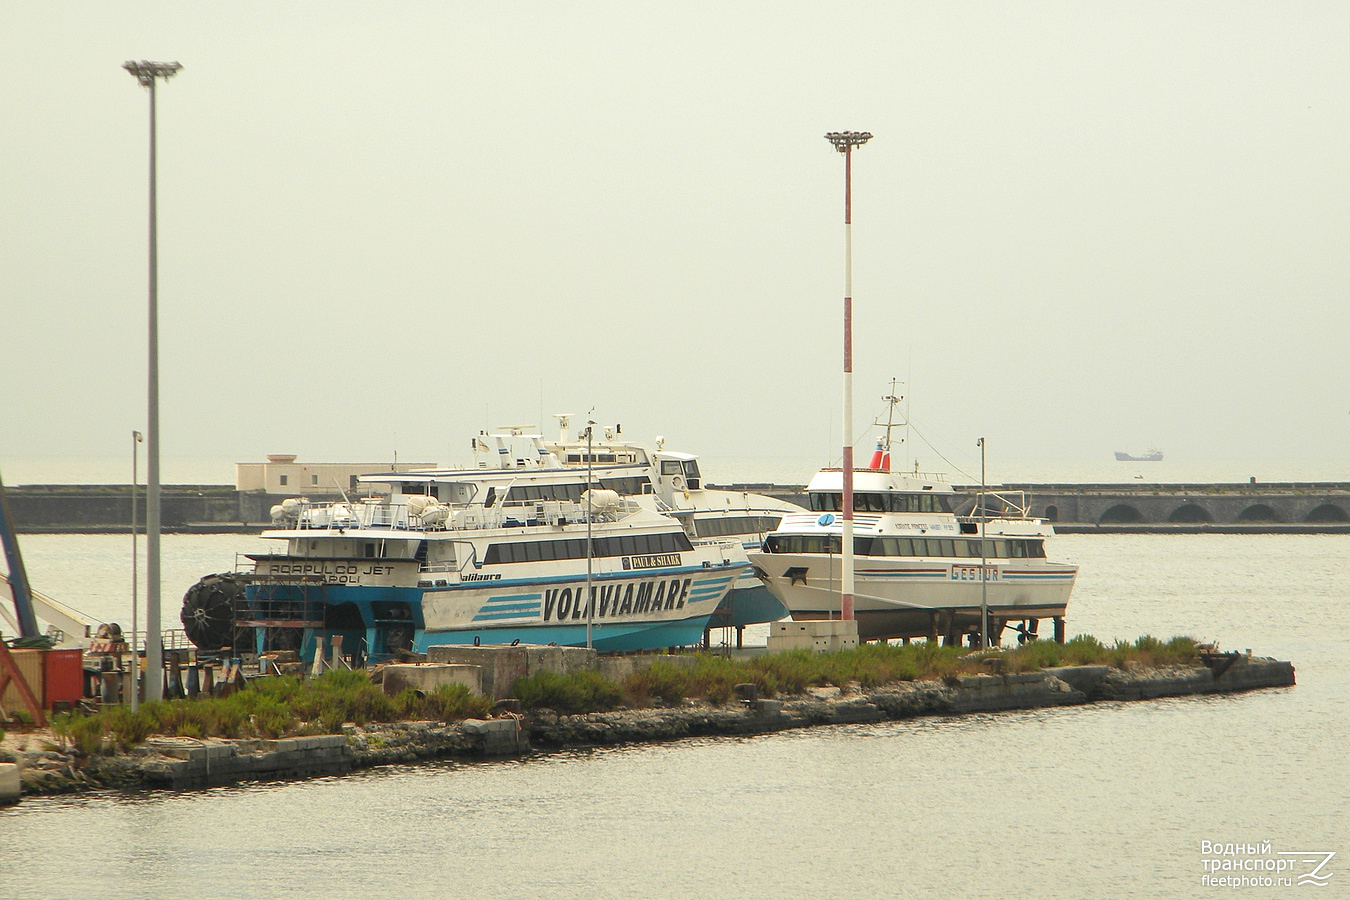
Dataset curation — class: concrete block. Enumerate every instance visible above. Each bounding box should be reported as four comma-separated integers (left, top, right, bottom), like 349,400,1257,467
767,619,858,653
753,699,782,716
1042,665,1118,696
525,646,597,678
596,654,696,682
383,663,483,698
0,763,20,806
461,718,524,756
427,645,530,699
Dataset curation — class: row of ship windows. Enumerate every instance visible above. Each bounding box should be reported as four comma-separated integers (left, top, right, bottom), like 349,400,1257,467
692,515,783,538
763,535,1047,558
405,477,655,504
809,492,954,514
483,531,695,564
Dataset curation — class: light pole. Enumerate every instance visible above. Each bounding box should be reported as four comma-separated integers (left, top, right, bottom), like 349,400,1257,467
825,131,871,623
978,437,988,649
131,430,143,710
124,59,181,702
584,419,595,650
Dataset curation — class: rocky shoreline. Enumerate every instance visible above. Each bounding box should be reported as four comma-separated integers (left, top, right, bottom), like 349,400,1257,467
2,657,1295,799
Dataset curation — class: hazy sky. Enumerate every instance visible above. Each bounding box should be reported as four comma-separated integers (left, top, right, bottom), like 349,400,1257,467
2,3,1347,484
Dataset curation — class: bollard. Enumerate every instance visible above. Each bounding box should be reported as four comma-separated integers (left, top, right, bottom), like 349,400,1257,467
99,656,119,704
166,653,184,699
311,636,326,678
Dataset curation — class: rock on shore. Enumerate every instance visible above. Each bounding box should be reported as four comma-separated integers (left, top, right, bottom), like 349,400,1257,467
3,657,1294,798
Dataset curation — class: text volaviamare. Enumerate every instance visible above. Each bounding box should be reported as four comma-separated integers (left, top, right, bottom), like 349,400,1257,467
542,577,695,622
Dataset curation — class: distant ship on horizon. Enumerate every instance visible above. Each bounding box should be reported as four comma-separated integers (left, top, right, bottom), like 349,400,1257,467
1114,448,1164,462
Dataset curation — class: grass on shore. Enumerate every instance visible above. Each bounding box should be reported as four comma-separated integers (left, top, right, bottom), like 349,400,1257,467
514,634,1199,713
45,635,1195,753
51,669,492,756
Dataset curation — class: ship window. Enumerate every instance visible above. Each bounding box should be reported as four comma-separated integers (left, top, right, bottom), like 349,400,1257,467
600,476,651,495
693,516,781,538
809,493,843,512
279,475,288,486
661,460,682,475
364,542,376,558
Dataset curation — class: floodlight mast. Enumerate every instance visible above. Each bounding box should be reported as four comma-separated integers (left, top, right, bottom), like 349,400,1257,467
824,131,871,622
123,59,181,703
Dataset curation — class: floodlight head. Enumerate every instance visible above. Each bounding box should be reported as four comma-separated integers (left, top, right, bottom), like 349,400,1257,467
123,60,183,87
825,131,873,153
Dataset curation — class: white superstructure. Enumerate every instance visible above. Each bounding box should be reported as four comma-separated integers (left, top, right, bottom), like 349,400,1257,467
748,465,1076,645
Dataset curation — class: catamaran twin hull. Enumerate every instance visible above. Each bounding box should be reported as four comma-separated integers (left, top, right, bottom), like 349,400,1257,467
246,561,747,655
752,559,1077,641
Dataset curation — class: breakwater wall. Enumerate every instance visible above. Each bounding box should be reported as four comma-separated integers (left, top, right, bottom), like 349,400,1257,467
10,657,1294,796
7,482,1350,533
745,481,1350,532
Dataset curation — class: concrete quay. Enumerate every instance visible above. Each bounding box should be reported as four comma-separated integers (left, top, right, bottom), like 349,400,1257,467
4,655,1295,799
527,656,1295,748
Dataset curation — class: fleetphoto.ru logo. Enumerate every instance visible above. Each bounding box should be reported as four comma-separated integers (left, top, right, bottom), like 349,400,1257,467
1200,841,1335,888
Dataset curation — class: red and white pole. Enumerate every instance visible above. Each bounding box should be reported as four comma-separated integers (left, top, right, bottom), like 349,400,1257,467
825,131,871,622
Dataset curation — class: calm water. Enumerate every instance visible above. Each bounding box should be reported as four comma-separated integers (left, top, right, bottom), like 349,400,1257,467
2,533,1346,898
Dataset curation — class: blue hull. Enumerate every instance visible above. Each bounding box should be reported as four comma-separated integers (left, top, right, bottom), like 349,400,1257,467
244,581,718,662
712,583,790,628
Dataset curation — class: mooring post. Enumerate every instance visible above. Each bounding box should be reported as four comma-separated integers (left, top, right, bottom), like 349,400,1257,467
166,652,183,699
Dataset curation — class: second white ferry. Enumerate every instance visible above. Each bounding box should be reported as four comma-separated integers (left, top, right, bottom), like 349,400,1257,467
748,452,1077,645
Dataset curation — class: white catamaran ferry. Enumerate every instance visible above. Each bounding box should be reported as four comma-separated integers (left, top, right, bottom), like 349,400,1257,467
748,458,1077,645
465,417,800,633
183,466,746,662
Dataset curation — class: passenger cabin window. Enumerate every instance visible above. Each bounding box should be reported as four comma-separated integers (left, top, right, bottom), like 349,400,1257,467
566,453,618,464
505,482,594,503
311,474,319,486
693,516,783,538
599,476,652,496
764,535,1046,558
483,531,694,564
808,492,952,513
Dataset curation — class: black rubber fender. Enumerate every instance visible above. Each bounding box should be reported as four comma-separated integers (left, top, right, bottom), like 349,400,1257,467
181,573,246,650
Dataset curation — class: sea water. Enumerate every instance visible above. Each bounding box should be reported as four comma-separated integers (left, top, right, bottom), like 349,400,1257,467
0,533,1345,898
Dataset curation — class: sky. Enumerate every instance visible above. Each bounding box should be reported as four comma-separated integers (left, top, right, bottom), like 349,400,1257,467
2,3,1347,485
